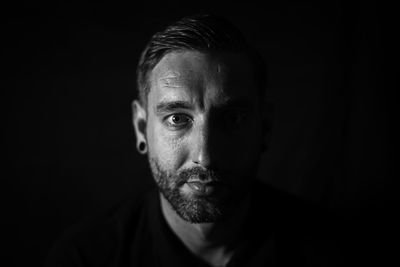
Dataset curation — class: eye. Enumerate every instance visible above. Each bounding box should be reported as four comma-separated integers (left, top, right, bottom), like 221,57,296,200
224,110,248,126
165,114,192,128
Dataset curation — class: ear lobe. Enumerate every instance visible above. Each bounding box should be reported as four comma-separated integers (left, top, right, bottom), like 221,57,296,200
132,100,147,154
262,119,271,152
261,102,273,152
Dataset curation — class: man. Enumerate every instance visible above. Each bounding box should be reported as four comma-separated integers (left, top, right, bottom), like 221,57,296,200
45,14,338,267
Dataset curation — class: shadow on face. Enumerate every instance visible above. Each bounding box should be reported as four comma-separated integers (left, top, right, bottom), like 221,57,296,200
135,50,267,187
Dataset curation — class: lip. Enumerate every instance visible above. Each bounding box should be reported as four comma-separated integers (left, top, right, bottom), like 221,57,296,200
187,179,219,184
186,181,221,196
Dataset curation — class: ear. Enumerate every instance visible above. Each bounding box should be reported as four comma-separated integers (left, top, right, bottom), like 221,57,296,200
132,100,148,154
260,101,273,152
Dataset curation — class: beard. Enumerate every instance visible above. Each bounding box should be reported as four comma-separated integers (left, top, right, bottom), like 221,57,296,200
149,158,247,224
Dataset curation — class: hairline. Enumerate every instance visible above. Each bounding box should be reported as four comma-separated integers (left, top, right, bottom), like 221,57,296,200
140,47,262,110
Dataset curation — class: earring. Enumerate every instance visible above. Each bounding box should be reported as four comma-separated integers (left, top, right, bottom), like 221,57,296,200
138,141,147,154
261,143,268,152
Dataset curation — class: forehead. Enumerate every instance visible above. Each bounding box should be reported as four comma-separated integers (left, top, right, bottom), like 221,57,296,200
148,50,257,108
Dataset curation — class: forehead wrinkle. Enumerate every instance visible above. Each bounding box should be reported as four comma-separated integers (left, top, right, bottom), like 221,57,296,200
150,51,251,113
158,71,183,88
160,77,183,88
202,63,229,107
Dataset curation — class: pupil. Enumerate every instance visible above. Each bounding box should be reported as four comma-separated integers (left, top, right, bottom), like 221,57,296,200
173,115,180,123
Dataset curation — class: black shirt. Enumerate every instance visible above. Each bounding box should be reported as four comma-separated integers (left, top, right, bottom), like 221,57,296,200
45,180,340,267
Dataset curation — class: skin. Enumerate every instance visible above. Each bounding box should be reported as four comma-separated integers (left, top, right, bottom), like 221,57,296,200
133,50,267,267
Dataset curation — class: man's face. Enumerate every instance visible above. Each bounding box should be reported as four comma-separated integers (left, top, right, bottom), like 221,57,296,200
141,50,265,223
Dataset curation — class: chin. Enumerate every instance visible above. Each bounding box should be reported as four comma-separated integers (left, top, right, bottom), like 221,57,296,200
181,201,223,223
162,187,237,224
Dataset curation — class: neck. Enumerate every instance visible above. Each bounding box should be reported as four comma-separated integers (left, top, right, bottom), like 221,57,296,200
160,194,251,267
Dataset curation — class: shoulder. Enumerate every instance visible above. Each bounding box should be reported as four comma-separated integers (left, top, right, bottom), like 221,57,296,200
251,179,309,214
45,188,158,267
252,179,336,226
251,180,343,266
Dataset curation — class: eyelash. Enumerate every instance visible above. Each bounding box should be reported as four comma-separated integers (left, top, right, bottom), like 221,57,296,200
164,114,193,129
163,110,249,131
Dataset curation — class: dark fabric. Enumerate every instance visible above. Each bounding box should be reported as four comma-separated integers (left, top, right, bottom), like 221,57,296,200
45,180,340,267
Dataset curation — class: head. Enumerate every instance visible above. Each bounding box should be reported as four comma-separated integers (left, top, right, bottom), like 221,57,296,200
132,14,269,223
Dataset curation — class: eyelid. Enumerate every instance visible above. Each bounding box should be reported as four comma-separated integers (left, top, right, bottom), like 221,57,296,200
224,108,249,117
164,113,193,129
224,106,251,112
163,113,192,121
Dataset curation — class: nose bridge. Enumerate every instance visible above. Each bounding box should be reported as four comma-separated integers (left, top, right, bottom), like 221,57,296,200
192,117,212,167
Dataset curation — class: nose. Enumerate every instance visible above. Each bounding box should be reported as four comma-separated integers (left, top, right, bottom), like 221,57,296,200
191,123,213,168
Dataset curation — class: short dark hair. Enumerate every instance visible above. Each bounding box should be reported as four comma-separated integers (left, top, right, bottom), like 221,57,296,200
136,14,267,107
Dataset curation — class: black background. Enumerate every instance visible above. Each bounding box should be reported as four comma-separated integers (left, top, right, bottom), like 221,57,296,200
3,1,395,266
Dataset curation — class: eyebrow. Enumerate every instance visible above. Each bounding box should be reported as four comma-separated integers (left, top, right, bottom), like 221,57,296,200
155,101,194,114
155,98,253,115
221,98,252,110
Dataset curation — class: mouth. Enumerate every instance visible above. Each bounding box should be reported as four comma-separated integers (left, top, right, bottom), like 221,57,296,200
185,180,222,196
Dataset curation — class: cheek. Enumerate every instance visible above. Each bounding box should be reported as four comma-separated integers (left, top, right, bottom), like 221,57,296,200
146,120,188,170
225,124,263,165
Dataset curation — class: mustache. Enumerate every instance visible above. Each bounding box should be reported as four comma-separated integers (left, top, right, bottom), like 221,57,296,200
176,167,222,185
